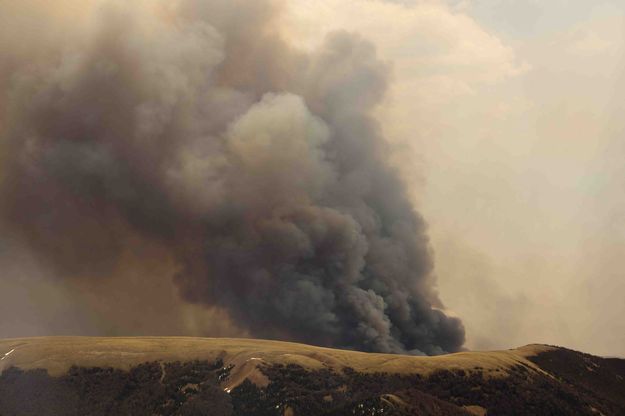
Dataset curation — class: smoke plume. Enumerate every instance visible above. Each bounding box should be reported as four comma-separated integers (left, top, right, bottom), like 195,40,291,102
0,0,464,354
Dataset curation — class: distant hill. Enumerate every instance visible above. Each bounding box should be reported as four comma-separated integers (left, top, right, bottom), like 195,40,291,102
0,337,623,415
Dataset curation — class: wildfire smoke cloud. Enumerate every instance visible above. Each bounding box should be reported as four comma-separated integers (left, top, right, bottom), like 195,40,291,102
0,0,464,354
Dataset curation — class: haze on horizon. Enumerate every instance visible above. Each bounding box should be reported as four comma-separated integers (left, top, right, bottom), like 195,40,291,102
0,0,624,358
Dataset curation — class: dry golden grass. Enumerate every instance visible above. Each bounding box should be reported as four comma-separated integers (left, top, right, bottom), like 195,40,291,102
0,337,557,385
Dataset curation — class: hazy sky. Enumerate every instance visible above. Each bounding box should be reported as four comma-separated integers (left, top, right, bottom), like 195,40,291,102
286,0,625,355
1,0,624,357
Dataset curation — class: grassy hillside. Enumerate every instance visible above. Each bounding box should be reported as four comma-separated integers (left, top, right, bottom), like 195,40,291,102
0,336,552,379
0,337,623,415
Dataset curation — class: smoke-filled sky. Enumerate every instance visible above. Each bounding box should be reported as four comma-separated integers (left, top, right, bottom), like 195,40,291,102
1,0,624,357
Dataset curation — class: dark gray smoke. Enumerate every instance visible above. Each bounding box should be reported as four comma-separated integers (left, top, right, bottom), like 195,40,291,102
0,0,464,354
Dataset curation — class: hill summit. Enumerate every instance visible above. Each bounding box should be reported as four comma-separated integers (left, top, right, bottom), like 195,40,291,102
0,337,624,415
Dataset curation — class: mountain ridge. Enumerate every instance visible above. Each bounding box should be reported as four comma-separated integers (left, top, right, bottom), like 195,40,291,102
0,337,623,415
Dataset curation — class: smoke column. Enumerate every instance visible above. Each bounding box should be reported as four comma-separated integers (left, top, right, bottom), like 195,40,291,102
0,0,464,354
